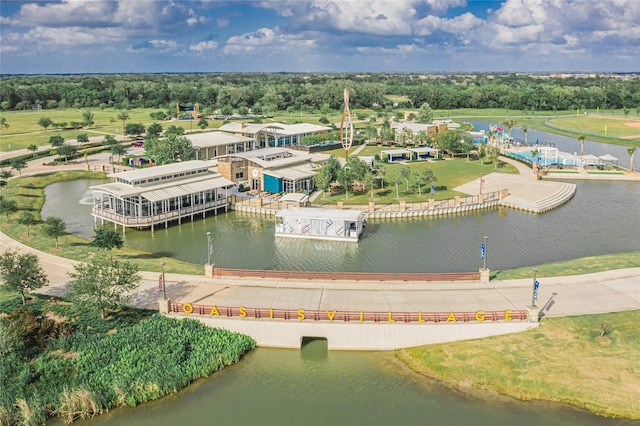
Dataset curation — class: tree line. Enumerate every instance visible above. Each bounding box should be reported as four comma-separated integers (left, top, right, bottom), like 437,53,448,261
1,73,638,114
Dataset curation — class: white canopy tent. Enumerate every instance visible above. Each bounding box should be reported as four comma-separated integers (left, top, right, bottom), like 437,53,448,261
599,154,618,165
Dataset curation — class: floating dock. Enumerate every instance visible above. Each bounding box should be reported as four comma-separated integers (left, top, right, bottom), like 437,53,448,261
275,207,364,242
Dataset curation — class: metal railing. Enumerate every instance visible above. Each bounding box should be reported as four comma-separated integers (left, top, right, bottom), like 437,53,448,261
212,268,480,281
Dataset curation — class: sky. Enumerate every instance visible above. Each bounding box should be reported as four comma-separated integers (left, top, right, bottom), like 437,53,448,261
1,0,639,75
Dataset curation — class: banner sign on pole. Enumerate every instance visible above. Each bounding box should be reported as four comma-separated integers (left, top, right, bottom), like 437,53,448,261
534,280,539,301
481,243,485,260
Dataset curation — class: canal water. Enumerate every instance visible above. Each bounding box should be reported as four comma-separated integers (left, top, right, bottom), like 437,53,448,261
43,178,640,273
69,341,636,426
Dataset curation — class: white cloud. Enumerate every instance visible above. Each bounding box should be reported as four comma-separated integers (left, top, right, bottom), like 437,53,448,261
190,40,218,52
217,18,229,28
149,39,179,51
223,27,316,55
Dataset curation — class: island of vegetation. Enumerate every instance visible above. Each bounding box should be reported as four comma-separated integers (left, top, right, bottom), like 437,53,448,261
0,291,256,425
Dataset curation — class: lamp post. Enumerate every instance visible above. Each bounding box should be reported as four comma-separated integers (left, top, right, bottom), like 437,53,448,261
161,262,166,300
482,236,488,270
207,232,212,265
531,268,538,308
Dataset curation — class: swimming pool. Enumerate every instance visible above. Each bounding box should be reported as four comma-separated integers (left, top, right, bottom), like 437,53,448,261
506,150,580,167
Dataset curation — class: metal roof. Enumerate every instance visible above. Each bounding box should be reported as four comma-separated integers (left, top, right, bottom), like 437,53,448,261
108,160,215,181
187,131,253,148
92,174,233,202
276,207,363,221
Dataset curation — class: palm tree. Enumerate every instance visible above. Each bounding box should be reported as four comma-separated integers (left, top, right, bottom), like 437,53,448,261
501,119,516,145
117,110,130,140
578,134,586,156
627,147,636,172
522,126,528,145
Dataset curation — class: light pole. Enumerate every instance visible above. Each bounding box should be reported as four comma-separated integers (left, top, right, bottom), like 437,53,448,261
531,268,538,308
207,232,212,265
482,236,488,270
161,262,166,300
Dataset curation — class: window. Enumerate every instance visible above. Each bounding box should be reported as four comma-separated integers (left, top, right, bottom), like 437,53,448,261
235,172,244,179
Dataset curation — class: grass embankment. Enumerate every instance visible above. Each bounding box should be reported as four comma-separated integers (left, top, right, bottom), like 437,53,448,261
0,170,203,275
0,294,256,424
398,310,640,419
493,251,640,280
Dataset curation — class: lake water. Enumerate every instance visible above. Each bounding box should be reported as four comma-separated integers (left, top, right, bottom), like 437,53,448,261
68,342,636,426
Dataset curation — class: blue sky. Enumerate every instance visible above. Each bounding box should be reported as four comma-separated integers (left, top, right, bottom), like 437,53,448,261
1,0,638,74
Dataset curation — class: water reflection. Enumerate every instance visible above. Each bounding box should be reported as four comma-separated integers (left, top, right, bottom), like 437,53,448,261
68,347,636,426
43,178,640,272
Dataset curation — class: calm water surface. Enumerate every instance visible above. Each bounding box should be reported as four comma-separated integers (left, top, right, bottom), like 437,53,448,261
69,342,636,426
43,179,640,272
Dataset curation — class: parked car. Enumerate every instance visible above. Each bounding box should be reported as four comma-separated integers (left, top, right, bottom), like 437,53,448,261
131,141,144,147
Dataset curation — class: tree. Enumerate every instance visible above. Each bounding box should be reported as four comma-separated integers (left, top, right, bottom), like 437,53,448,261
49,134,65,148
92,227,124,260
110,143,128,163
27,144,38,157
82,110,94,127
164,125,184,136
373,163,386,188
489,147,501,169
1,199,18,221
57,143,77,162
198,117,209,129
117,110,130,136
336,166,353,199
416,103,434,124
11,158,27,177
124,123,145,139
314,166,333,199
0,169,12,190
400,166,411,191
578,134,586,156
0,116,8,130
364,125,378,144
67,250,141,319
146,122,163,139
37,116,53,130
522,126,529,145
17,211,36,236
76,133,89,144
627,147,636,172
143,134,194,165
42,216,66,249
362,170,376,200
0,249,48,304
103,134,117,146
388,168,403,198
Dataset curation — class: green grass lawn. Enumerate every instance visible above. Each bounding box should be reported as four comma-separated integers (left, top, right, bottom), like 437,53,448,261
315,155,516,205
0,108,211,152
398,309,640,419
547,115,640,139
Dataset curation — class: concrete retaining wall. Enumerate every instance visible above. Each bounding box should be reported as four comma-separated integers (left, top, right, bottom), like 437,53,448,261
173,314,537,350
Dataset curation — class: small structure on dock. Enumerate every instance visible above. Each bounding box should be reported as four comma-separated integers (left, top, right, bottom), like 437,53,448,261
275,207,365,242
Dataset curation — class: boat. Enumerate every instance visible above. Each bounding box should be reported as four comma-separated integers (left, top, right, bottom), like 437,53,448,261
275,207,365,242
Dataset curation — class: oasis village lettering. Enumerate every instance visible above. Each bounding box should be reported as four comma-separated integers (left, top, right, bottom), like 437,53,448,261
177,304,521,323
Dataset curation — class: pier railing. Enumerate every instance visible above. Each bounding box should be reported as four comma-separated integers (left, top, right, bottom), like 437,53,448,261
212,268,480,281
